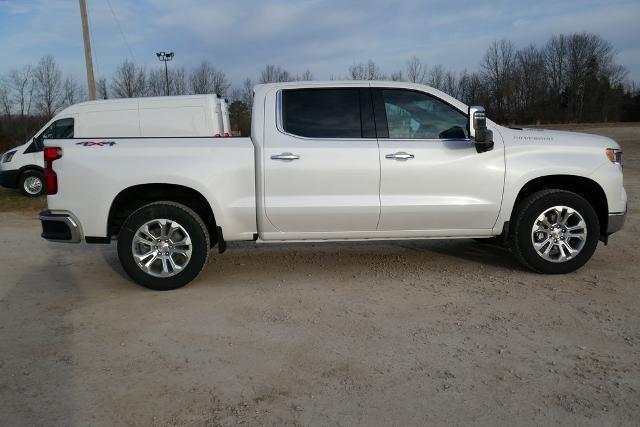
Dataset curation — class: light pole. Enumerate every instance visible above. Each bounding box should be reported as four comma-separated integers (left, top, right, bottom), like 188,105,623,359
155,51,174,96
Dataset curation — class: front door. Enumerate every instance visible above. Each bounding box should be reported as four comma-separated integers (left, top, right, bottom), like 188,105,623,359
263,87,381,237
375,88,504,232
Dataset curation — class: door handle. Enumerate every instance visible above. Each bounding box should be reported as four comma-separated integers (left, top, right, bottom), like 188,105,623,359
271,152,300,161
385,152,414,160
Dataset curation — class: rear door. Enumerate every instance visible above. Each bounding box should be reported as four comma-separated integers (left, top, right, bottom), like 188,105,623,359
262,86,380,236
374,88,505,232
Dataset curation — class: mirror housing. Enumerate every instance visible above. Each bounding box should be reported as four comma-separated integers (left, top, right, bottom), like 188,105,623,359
468,106,493,152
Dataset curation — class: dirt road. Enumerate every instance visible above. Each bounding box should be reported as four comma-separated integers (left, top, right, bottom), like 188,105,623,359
1,125,639,426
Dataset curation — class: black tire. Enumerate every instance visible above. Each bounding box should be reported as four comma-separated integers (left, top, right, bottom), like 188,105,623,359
117,201,210,290
510,189,599,274
19,170,44,197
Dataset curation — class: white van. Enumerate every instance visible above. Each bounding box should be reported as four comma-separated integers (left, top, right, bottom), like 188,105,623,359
0,94,231,196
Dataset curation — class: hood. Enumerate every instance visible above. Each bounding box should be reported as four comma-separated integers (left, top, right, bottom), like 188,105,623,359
4,140,32,154
499,126,620,150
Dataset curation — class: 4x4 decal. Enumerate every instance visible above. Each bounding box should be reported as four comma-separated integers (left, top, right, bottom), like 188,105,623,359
76,140,117,147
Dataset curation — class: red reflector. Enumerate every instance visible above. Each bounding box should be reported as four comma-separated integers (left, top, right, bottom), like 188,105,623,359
44,147,62,195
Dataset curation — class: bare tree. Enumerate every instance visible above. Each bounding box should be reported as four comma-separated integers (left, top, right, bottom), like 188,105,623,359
111,60,146,98
513,44,546,122
190,61,231,95
406,56,427,84
259,65,292,83
544,34,568,105
481,39,516,120
458,70,485,105
298,70,314,81
61,76,84,107
390,70,403,81
240,78,254,108
8,65,34,117
96,77,109,99
428,64,446,90
170,67,189,95
147,69,165,96
349,60,383,80
231,78,254,110
440,70,459,97
33,55,63,118
0,82,11,117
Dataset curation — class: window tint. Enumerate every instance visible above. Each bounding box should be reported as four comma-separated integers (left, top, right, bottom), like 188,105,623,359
282,89,362,138
35,118,74,148
382,89,468,139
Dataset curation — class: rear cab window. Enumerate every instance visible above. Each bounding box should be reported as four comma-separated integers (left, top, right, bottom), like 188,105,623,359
280,88,374,138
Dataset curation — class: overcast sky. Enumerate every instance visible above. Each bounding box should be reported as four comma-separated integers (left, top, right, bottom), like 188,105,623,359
1,0,639,87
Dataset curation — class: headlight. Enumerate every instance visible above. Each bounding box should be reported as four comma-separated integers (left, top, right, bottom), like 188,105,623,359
1,150,16,163
606,148,623,166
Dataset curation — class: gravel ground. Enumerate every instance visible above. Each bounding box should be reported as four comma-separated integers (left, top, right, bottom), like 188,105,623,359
1,125,639,426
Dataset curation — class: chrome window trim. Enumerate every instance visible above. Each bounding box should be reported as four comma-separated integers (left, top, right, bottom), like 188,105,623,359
276,88,471,143
275,89,376,142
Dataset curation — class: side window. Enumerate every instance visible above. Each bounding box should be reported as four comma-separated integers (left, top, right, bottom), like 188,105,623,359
54,118,74,138
34,118,74,149
281,88,363,138
381,89,468,140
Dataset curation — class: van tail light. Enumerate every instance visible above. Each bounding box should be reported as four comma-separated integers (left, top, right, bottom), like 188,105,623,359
213,133,221,138
44,147,62,195
223,132,230,137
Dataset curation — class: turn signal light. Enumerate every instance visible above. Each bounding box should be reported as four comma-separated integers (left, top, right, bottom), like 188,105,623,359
606,148,623,166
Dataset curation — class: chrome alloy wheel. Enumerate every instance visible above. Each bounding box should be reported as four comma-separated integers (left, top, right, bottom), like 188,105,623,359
24,176,42,195
531,205,587,263
132,219,192,277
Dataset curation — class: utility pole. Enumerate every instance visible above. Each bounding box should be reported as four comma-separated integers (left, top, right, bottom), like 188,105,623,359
79,0,96,100
156,52,174,96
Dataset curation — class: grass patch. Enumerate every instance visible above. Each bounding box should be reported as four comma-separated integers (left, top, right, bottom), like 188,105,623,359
0,187,46,212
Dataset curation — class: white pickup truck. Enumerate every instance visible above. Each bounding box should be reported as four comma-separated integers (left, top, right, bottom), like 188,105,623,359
39,81,627,290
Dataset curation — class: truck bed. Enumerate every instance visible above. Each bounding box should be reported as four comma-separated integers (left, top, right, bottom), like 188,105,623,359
45,137,257,241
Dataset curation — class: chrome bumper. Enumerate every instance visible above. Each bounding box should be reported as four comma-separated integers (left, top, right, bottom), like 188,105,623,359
606,209,626,235
39,210,82,243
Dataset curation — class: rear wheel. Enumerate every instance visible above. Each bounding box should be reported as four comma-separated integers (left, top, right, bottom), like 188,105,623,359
19,170,44,197
117,202,210,290
510,190,599,274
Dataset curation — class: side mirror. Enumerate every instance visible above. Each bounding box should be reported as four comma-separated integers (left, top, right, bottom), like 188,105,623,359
468,106,493,152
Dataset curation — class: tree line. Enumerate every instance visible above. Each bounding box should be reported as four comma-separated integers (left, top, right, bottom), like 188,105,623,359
1,32,639,150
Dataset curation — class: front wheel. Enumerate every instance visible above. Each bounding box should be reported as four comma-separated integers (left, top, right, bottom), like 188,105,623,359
117,202,210,290
510,190,600,274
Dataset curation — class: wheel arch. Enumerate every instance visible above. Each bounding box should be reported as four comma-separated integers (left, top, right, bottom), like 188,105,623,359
17,165,44,181
510,175,609,236
107,183,218,247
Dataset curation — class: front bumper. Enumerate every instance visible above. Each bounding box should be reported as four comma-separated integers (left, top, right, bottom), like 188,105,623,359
606,208,627,235
0,169,19,188
39,210,82,243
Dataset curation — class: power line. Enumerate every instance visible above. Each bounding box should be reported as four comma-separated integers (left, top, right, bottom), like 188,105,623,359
105,0,135,60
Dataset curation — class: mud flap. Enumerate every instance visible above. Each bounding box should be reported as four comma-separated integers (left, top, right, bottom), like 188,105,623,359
216,226,227,253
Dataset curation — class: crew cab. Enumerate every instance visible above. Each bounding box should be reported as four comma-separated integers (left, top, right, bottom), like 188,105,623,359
0,94,231,196
39,81,627,290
